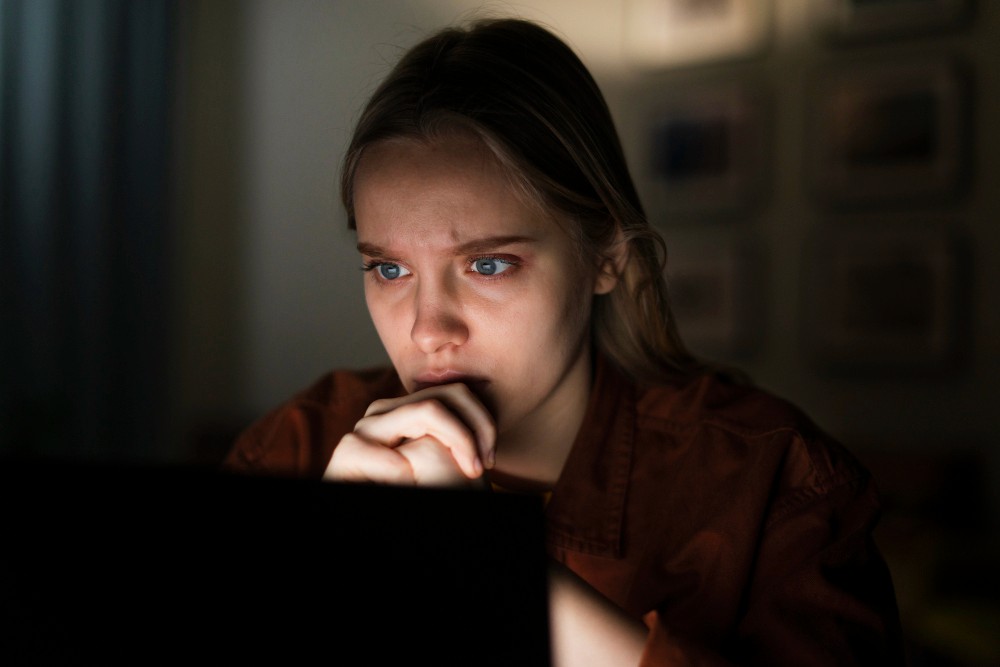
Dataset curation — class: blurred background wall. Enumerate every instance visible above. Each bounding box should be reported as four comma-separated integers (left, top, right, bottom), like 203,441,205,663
171,0,999,511
3,1,998,663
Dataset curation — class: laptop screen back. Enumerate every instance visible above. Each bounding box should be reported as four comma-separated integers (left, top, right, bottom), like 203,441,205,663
1,459,552,666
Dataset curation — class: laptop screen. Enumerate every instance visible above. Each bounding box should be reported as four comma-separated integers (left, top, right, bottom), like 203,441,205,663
1,459,552,665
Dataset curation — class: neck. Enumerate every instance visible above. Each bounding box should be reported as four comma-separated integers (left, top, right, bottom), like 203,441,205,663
489,347,593,492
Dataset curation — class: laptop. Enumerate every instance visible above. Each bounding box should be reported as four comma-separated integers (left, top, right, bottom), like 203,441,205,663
0,458,552,665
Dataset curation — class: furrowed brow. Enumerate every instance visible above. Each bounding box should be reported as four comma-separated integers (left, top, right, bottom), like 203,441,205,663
453,235,535,254
356,242,390,258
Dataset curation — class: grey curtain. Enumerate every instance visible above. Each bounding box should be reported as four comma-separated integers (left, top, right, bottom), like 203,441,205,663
1,0,174,463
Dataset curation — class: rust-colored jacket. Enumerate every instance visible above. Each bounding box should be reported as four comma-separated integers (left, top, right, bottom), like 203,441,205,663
224,356,904,666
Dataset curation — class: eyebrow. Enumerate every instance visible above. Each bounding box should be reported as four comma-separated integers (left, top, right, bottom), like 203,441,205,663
356,235,536,258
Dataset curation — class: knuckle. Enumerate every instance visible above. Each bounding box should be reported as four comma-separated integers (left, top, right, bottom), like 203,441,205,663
364,398,393,416
402,398,449,424
383,459,415,483
460,383,486,407
420,398,452,421
352,415,375,436
446,382,481,408
336,432,366,451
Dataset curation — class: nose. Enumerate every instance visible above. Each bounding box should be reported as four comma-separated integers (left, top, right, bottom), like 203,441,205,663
410,281,469,354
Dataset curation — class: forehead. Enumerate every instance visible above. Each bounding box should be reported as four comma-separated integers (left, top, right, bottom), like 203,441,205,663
353,135,555,247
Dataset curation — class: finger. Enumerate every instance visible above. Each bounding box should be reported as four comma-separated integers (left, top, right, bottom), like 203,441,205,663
355,399,484,478
366,384,496,460
323,432,415,485
365,383,497,468
395,436,470,488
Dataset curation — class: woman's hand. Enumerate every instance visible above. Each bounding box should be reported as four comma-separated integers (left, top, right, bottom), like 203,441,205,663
323,383,496,487
548,561,647,667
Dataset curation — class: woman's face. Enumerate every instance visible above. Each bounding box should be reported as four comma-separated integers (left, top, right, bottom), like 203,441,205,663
353,135,607,440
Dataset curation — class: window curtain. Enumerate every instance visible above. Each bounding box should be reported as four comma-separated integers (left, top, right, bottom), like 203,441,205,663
1,0,175,463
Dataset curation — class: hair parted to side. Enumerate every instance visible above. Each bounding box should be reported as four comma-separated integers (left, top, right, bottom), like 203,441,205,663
341,17,700,382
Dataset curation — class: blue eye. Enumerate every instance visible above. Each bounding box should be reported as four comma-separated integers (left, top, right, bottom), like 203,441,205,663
471,258,513,276
375,263,410,280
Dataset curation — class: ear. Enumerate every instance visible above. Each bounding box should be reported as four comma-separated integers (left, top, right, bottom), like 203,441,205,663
593,224,628,295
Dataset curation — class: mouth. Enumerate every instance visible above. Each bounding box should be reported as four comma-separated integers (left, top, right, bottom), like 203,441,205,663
413,370,489,392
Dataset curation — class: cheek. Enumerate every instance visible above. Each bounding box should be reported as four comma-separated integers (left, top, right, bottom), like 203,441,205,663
556,287,594,347
496,272,593,354
548,256,596,318
364,286,407,352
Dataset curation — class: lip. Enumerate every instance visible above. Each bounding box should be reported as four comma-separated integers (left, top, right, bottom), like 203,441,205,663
412,370,490,392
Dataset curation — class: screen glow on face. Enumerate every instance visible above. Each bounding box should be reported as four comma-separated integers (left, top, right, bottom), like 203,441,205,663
353,135,599,438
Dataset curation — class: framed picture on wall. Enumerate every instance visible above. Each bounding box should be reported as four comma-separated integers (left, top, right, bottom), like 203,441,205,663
802,224,965,375
664,233,761,359
644,81,769,220
805,57,970,210
623,0,773,70
810,0,973,44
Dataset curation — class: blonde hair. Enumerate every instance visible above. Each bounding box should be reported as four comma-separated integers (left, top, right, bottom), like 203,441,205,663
341,18,699,382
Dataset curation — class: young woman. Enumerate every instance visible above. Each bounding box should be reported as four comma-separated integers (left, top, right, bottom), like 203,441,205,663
225,18,904,666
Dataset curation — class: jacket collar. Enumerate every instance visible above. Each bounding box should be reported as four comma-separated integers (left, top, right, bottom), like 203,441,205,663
544,353,635,558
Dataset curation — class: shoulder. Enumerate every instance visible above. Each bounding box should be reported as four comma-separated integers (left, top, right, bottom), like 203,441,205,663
631,371,871,518
223,367,404,477
636,371,815,438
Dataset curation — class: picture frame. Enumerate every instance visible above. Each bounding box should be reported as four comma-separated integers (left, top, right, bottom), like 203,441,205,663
805,57,970,210
623,0,773,70
643,81,769,220
663,232,761,359
802,224,965,375
810,0,973,44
